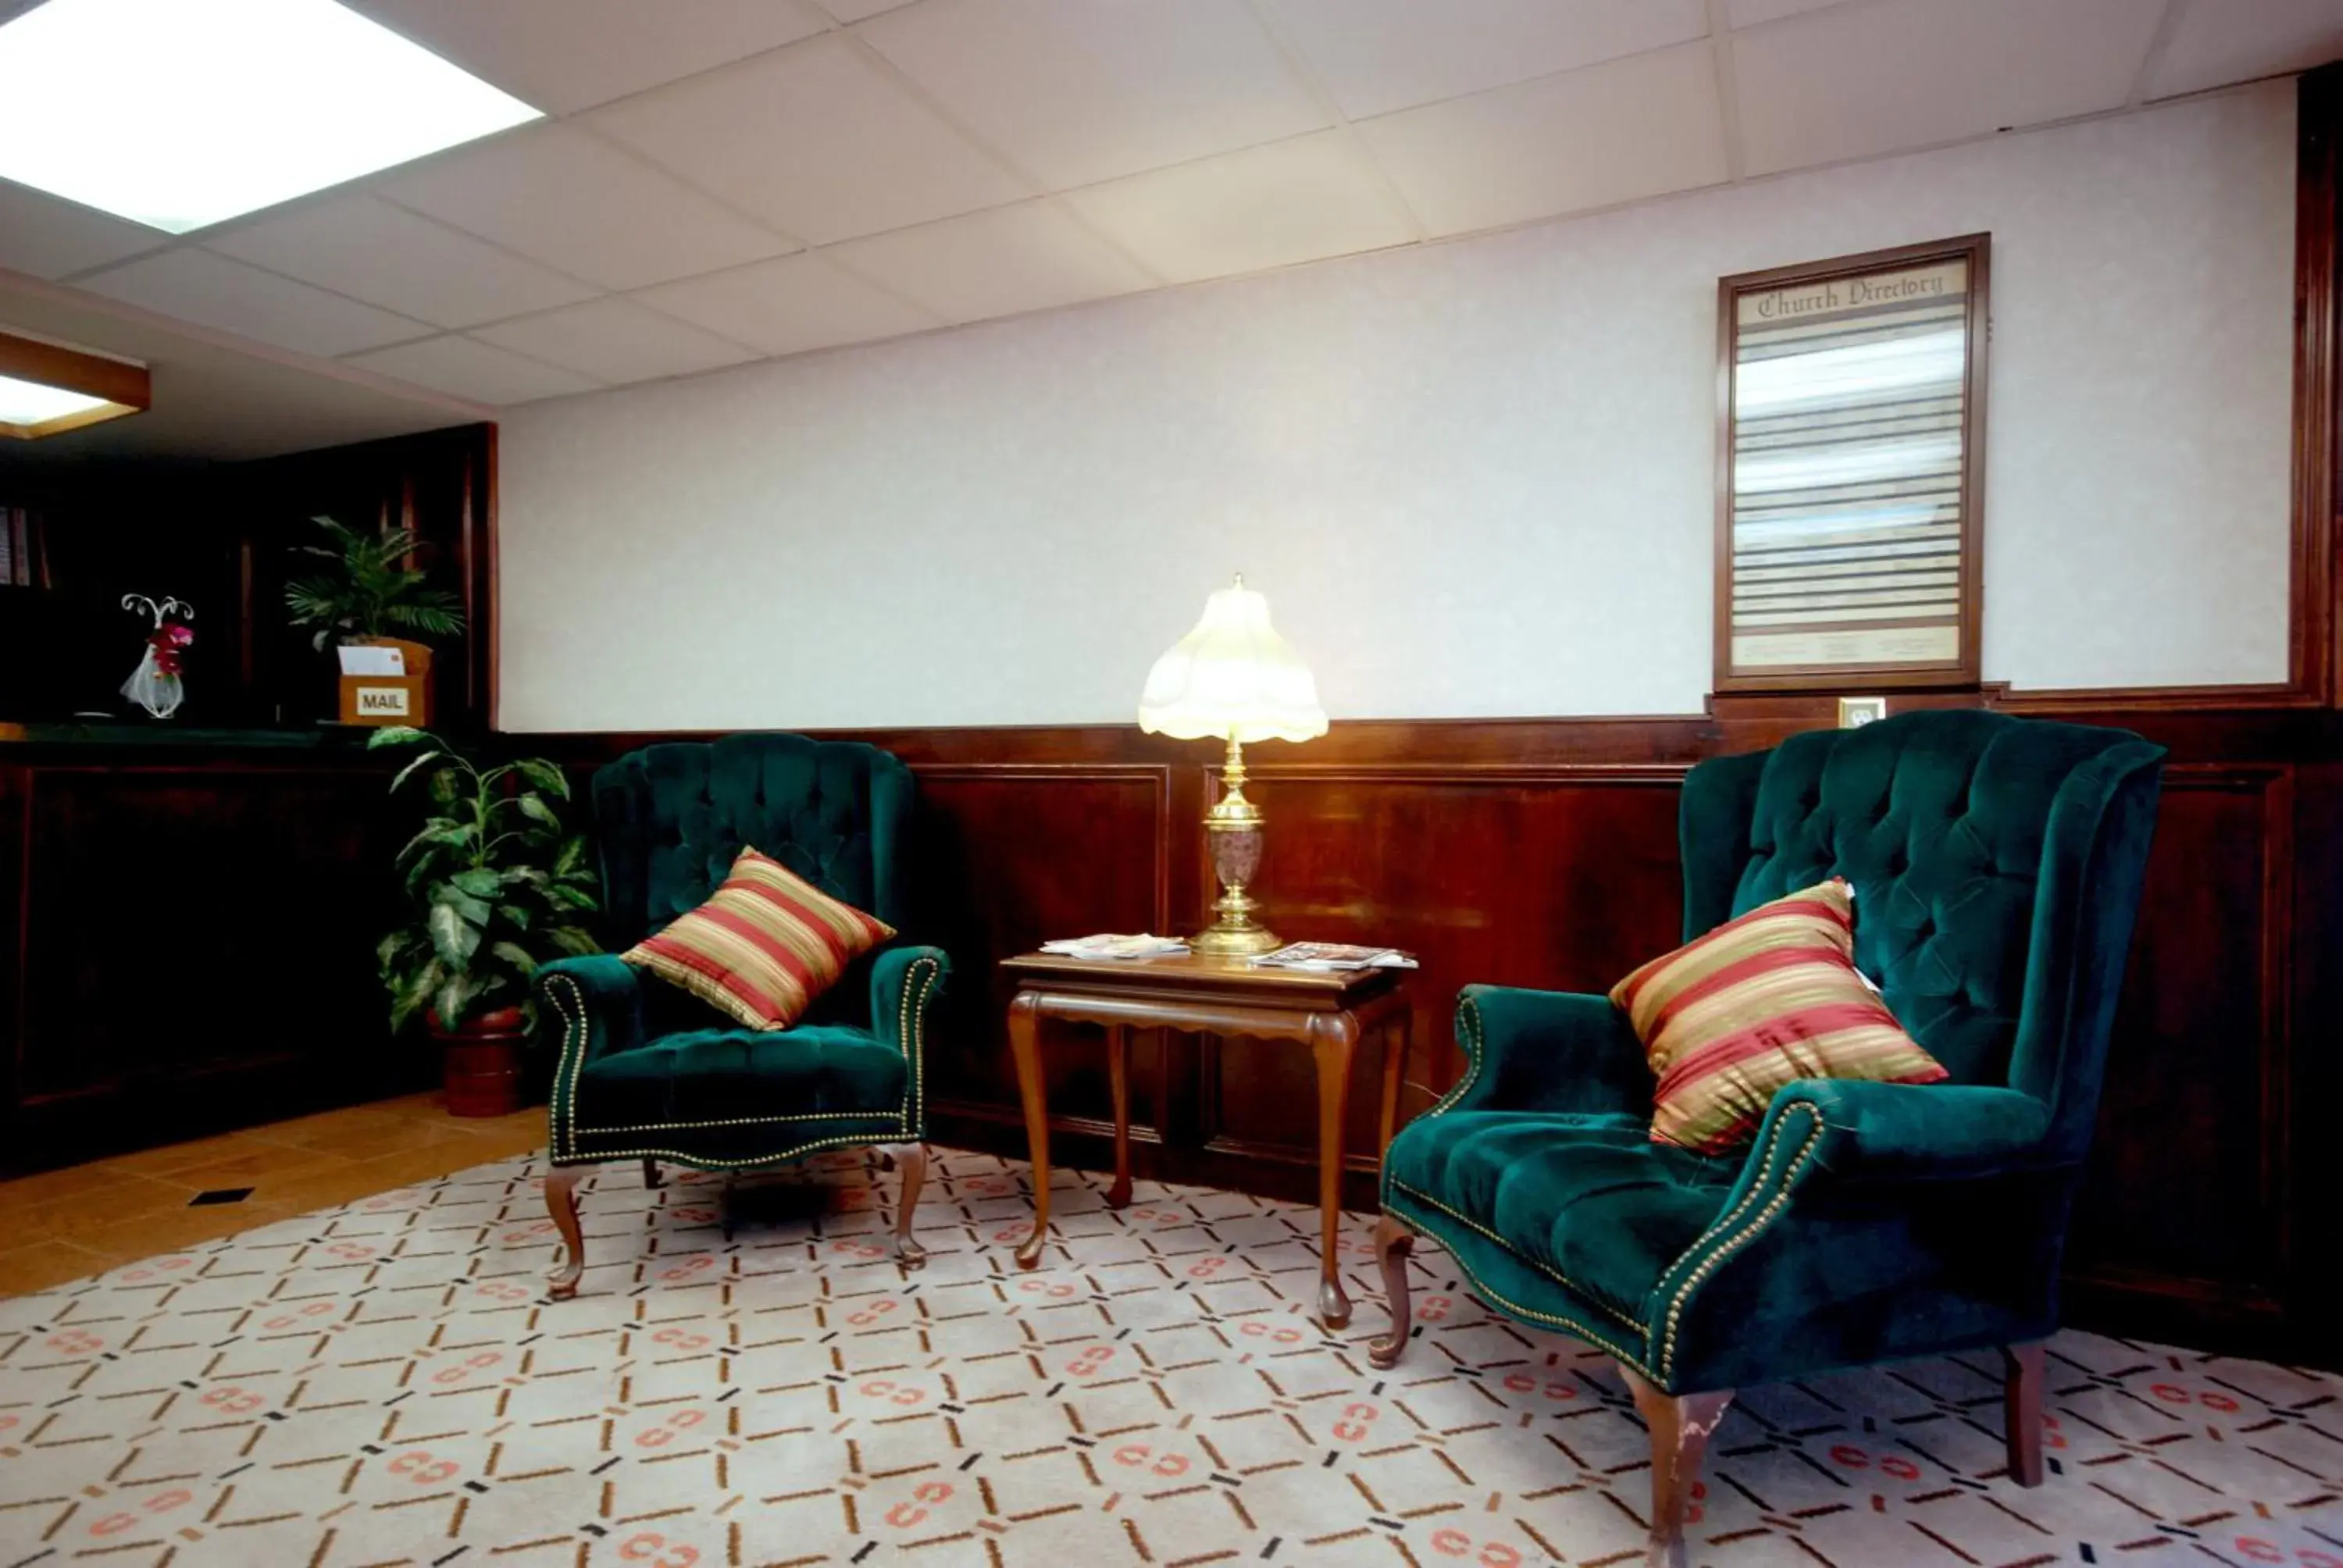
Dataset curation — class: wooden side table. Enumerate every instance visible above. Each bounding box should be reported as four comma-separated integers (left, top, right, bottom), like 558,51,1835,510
1001,951,1414,1328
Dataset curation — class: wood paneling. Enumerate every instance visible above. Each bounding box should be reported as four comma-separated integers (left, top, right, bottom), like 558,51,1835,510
2067,765,2296,1332
1215,764,1682,1170
911,765,1172,1138
0,747,426,1168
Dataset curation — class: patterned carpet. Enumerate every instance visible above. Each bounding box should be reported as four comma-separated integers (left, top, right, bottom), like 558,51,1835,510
2,1145,2338,1568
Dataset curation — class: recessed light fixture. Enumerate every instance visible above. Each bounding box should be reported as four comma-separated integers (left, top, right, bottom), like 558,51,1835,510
0,0,540,233
0,329,149,439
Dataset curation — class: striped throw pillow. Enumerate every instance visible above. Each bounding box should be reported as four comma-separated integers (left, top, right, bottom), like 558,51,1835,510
622,847,895,1032
1609,878,1947,1154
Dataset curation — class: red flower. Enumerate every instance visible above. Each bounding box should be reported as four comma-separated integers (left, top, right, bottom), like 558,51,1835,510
148,620,193,675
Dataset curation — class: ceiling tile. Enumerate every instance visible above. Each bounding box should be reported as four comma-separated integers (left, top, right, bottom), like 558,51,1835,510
635,255,940,357
473,297,755,383
1726,0,1856,25
380,124,792,290
827,201,1155,323
0,179,161,279
1733,0,2169,176
1264,0,1710,120
812,0,913,18
1065,130,1414,285
857,0,1328,190
589,35,1026,245
1358,43,1728,237
2148,0,2343,100
206,195,595,329
76,248,430,356
346,0,829,113
347,333,602,404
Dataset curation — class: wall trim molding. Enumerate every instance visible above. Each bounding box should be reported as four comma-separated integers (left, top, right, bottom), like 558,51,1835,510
2291,66,2341,707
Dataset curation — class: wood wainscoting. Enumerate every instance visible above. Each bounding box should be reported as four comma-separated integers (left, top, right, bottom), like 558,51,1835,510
536,702,2342,1367
0,737,435,1171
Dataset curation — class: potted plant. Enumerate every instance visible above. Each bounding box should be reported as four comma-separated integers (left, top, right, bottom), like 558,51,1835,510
284,515,465,726
370,725,599,1116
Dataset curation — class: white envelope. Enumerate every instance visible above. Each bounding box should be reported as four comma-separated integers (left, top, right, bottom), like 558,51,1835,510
337,644,405,675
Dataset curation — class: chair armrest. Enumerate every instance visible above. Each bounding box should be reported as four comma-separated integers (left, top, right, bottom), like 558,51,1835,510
535,953,650,1069
1678,1080,2056,1249
870,946,949,1057
1784,1079,2056,1184
1639,1078,2063,1388
870,946,947,1134
1445,985,1653,1119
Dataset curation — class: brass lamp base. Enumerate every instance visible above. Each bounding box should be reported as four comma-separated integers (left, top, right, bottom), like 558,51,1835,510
1193,909,1281,957
1196,733,1282,958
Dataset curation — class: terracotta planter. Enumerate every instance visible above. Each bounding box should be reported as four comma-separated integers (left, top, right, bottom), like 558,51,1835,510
429,1006,528,1117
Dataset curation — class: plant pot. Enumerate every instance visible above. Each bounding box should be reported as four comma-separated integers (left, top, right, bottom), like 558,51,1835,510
429,1006,528,1117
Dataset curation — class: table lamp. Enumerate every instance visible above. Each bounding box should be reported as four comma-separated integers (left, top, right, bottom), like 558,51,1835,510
1139,575,1328,956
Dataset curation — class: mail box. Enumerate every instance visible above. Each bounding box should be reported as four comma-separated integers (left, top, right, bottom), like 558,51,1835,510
336,638,434,727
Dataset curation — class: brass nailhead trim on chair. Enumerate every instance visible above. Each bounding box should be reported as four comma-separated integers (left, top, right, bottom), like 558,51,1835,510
1383,1192,1655,1377
900,955,939,1136
1378,992,1654,1367
587,1110,900,1135
1431,997,1488,1117
1386,1178,1646,1334
1654,1104,1828,1383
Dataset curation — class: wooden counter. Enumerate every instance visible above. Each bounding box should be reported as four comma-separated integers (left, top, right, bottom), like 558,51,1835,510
0,728,433,1171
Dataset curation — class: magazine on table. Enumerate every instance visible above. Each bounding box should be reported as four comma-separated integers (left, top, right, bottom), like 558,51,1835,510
1249,942,1418,971
1040,933,1190,960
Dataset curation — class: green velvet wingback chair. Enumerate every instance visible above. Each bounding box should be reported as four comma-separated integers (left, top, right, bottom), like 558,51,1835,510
532,734,948,1299
1369,710,2163,1566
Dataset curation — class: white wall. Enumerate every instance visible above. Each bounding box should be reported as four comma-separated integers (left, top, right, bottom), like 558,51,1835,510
499,84,2296,732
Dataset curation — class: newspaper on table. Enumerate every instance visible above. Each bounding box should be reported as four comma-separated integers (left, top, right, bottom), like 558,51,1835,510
1248,942,1418,971
1040,933,1191,960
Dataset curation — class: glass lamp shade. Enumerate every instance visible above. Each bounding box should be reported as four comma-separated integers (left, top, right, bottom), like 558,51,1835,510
1137,579,1328,743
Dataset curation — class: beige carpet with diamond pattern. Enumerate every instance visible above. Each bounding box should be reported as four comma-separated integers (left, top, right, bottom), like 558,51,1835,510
2,1145,2338,1568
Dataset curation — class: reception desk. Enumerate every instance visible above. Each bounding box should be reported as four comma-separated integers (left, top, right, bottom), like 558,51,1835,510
0,726,433,1171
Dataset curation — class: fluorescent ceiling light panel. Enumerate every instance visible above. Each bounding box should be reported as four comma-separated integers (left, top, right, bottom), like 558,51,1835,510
0,326,149,438
0,0,541,233
0,373,109,425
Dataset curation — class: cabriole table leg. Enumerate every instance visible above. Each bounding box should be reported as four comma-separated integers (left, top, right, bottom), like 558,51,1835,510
1008,991,1052,1270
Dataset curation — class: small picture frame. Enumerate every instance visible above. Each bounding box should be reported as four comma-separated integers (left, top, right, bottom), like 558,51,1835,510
1838,695,1888,728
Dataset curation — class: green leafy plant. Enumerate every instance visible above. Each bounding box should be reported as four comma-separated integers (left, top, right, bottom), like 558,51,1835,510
370,726,599,1034
284,515,466,652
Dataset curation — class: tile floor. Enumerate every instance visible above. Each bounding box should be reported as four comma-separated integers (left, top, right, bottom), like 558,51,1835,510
0,1093,542,1296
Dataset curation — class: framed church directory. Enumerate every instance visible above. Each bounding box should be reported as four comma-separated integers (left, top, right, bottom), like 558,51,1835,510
1715,234,1988,692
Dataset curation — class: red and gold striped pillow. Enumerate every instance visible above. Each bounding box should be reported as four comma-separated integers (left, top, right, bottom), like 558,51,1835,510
622,847,895,1032
1609,878,1947,1153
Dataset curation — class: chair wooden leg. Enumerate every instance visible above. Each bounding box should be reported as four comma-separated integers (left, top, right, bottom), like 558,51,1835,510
2003,1341,2046,1487
1621,1363,1732,1568
886,1142,929,1268
641,1157,662,1190
1366,1213,1414,1370
544,1167,586,1301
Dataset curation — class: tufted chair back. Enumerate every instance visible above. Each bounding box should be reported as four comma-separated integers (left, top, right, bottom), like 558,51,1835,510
1678,709,2163,1160
591,734,915,964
